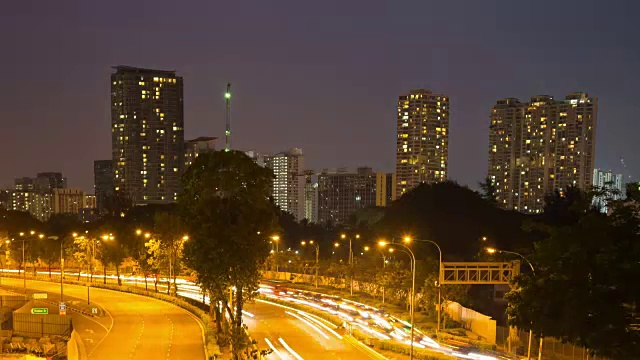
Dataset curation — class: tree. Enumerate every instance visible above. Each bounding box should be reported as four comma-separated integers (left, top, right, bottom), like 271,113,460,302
149,212,187,294
507,203,640,359
478,177,498,205
375,181,532,260
43,214,81,277
180,150,279,356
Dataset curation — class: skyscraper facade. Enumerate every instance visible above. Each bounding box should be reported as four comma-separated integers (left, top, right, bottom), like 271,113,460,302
94,160,114,214
375,172,397,207
488,93,597,213
303,172,318,223
396,89,449,197
35,172,66,191
317,167,377,224
265,148,305,220
592,169,623,212
111,66,185,204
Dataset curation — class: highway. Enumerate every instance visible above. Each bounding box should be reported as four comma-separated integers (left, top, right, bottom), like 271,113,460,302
0,277,205,360
244,299,380,360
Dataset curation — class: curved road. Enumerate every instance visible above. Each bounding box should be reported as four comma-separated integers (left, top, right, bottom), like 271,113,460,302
244,300,380,360
0,277,205,360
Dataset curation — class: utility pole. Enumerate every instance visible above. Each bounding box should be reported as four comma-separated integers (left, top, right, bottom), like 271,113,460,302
225,82,232,151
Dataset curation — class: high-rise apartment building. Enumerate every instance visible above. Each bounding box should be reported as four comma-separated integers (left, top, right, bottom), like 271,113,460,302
375,173,397,207
0,190,8,210
10,172,67,221
265,148,305,220
396,89,449,197
94,160,114,214
245,150,270,167
303,172,318,223
185,137,216,168
317,167,377,224
592,169,623,212
488,93,597,213
51,189,86,216
14,177,35,191
35,172,67,191
111,66,184,204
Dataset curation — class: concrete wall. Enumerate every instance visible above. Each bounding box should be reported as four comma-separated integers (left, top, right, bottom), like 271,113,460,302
67,329,81,360
445,301,496,344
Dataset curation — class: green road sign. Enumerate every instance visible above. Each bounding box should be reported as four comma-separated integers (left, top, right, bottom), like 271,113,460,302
30,308,48,315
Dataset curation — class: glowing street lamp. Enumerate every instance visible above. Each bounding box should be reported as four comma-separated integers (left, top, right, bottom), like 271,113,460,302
379,239,417,358
301,240,320,288
271,235,280,272
486,246,537,359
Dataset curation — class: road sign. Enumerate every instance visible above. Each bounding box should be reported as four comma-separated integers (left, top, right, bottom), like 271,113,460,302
32,293,48,299
59,303,67,316
31,308,48,315
91,307,98,314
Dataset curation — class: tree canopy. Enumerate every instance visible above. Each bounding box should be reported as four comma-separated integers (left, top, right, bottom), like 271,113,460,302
180,150,280,355
507,189,640,359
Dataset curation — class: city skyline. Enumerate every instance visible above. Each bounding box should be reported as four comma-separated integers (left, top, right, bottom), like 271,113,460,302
1,1,638,192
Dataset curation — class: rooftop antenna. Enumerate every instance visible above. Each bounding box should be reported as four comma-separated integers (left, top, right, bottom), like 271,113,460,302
225,82,232,151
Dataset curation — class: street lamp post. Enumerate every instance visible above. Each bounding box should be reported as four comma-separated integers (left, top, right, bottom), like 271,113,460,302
486,247,538,360
379,240,416,360
18,231,38,292
301,241,319,288
340,233,360,295
404,236,443,333
364,246,389,303
271,236,280,273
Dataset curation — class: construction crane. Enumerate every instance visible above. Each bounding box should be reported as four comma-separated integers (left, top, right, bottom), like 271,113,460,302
225,82,232,152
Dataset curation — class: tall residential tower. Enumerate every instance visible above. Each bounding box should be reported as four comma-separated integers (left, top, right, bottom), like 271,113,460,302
395,89,449,196
111,66,185,204
488,93,597,213
265,148,305,220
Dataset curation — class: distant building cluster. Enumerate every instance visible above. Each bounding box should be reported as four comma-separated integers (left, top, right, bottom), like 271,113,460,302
3,64,611,223
2,172,95,222
592,169,624,213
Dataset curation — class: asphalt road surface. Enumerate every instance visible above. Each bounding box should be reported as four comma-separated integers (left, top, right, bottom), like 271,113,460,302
244,299,382,360
0,277,205,360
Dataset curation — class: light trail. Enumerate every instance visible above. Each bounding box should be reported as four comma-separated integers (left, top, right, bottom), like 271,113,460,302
295,311,343,339
285,311,329,339
264,338,285,360
278,338,304,360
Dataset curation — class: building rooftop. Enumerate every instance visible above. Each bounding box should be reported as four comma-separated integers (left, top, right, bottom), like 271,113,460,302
186,136,217,144
112,65,177,75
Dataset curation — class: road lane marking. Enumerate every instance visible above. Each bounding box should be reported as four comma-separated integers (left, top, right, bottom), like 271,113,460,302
278,338,304,360
242,310,255,318
285,311,329,340
264,338,285,359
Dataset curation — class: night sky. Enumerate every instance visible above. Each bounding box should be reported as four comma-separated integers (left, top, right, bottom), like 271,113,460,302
2,1,639,192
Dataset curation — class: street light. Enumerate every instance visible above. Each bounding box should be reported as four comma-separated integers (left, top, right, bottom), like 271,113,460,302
379,239,416,360
271,236,280,272
301,240,320,288
486,247,538,360
364,245,390,303
340,233,360,295
402,235,444,333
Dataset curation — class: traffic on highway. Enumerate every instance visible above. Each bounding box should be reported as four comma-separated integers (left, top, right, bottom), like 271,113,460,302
1,269,506,359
